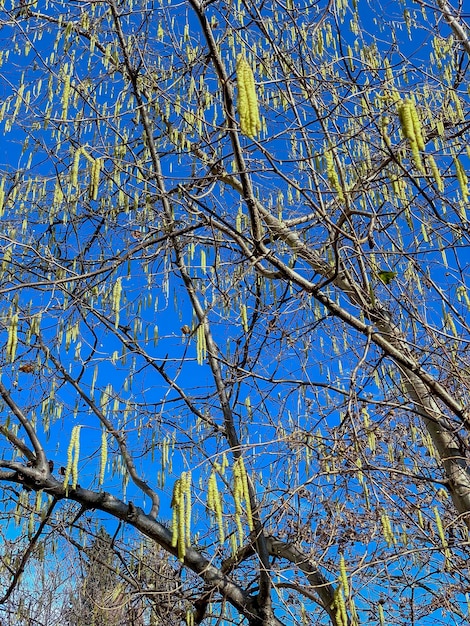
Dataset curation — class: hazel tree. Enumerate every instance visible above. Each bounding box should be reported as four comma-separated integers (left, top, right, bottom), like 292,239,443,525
1,0,470,625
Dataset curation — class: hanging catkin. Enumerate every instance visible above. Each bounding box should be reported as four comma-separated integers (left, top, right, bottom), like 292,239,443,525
398,99,424,171
236,55,261,138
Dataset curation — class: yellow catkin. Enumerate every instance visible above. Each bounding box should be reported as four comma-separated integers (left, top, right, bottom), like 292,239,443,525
333,588,348,626
62,432,76,489
112,277,122,329
81,147,93,163
410,141,424,172
6,312,18,363
433,506,447,545
454,157,469,203
196,324,206,365
325,151,345,201
378,603,385,626
0,178,5,216
171,480,180,548
207,472,225,543
398,99,424,171
380,512,396,546
34,491,42,514
398,100,416,142
62,74,71,120
171,472,191,561
89,158,101,200
215,452,229,474
339,554,349,598
162,436,169,468
71,147,81,188
410,102,425,150
13,84,25,120
221,452,229,474
380,116,391,148
63,425,80,492
229,530,237,556
236,457,254,531
240,303,248,332
177,485,186,560
184,471,192,548
99,431,107,486
233,463,244,545
71,426,81,489
236,55,261,138
426,155,444,192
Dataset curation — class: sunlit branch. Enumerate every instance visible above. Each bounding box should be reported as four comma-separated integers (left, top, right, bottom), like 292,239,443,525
436,0,470,57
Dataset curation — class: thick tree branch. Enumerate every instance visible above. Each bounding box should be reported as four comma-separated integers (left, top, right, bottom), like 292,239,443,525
0,380,47,471
436,0,470,57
